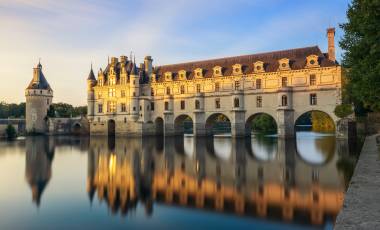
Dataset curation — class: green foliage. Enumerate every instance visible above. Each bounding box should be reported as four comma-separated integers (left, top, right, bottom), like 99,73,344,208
5,124,17,140
251,114,277,134
311,111,335,132
339,0,380,111
334,104,354,118
47,103,87,118
0,102,25,118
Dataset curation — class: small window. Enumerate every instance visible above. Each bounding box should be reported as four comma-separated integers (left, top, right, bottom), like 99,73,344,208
195,100,200,109
151,88,154,96
196,84,201,93
281,95,288,106
98,104,103,113
256,79,262,89
124,117,127,123
234,98,240,108
150,102,155,111
180,85,185,94
133,92,136,97
215,82,220,92
310,74,316,86
121,103,126,112
234,81,240,90
47,99,49,105
215,98,221,109
164,101,169,110
139,105,142,110
256,96,262,107
180,100,185,110
166,87,171,95
133,106,136,111
121,90,126,98
310,93,317,105
282,77,287,87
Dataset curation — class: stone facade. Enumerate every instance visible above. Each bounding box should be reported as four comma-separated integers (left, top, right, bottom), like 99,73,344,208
88,28,342,137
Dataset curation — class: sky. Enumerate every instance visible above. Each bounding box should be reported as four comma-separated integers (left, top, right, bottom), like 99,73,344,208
0,0,351,106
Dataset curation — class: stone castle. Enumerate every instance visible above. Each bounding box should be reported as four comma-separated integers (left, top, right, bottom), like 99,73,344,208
86,28,342,137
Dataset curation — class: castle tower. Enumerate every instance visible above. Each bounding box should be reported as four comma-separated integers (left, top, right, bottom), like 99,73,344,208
327,27,336,62
129,59,140,121
25,62,53,134
87,64,97,120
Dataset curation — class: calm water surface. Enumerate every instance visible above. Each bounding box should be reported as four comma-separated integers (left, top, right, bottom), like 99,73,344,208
0,132,357,229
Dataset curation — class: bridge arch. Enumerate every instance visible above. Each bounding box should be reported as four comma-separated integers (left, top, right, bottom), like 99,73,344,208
71,122,82,135
294,110,335,133
174,114,194,136
108,119,116,136
245,113,278,136
154,117,164,135
205,113,231,136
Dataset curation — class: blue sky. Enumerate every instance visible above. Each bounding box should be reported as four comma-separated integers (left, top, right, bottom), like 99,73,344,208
0,0,350,105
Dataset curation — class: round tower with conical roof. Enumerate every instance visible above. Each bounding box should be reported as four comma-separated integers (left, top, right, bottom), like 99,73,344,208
87,64,97,120
25,62,53,134
129,58,140,121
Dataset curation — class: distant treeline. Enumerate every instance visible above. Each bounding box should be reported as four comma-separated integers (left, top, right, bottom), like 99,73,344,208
0,102,87,119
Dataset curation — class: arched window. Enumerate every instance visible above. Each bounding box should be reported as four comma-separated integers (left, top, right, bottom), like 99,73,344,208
234,98,240,108
281,95,288,106
164,101,169,110
195,100,200,109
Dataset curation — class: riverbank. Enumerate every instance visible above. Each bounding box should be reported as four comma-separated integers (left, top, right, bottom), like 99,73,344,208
335,133,380,229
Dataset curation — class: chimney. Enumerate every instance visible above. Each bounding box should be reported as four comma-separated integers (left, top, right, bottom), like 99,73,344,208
144,56,153,75
327,27,335,62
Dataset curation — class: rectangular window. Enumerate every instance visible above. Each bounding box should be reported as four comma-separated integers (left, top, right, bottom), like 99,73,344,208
121,90,126,98
196,84,201,93
108,88,116,97
234,98,240,108
121,103,126,112
180,85,185,94
195,100,200,109
151,88,154,96
107,101,116,113
166,87,171,95
310,93,317,105
180,100,185,110
282,77,287,87
215,98,221,109
310,74,316,86
98,104,103,113
151,102,155,111
215,82,220,92
234,81,240,90
164,101,169,110
256,79,262,89
256,96,262,107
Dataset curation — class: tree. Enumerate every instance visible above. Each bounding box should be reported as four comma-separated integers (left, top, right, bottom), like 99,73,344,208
251,114,277,134
339,0,380,111
334,104,354,118
5,124,17,140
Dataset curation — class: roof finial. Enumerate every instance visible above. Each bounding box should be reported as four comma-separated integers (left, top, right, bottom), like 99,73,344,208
130,51,133,62
39,57,41,65
91,61,93,70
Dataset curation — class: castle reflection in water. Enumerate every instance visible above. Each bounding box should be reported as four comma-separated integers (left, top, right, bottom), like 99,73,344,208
25,133,355,226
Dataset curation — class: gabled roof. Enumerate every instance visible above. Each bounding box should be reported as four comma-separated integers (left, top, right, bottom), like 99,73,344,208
153,46,337,82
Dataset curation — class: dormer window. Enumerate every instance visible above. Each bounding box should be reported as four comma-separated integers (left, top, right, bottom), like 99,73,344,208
254,61,264,73
165,72,173,81
232,64,242,75
194,68,203,78
213,66,222,77
306,55,320,68
278,58,290,71
178,70,187,80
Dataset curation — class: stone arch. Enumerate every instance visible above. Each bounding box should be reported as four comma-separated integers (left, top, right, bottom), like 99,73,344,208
205,113,231,136
294,110,335,133
154,117,164,135
108,119,116,136
245,113,278,136
71,122,82,135
174,114,194,136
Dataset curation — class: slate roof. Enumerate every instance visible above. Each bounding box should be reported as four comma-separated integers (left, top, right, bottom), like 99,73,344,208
153,46,337,82
26,65,52,90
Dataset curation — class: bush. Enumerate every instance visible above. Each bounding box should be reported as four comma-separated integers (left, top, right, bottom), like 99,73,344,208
5,124,17,140
334,104,353,118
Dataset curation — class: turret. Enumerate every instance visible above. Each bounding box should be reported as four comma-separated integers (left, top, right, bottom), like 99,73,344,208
25,61,53,134
87,64,96,118
129,58,140,120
